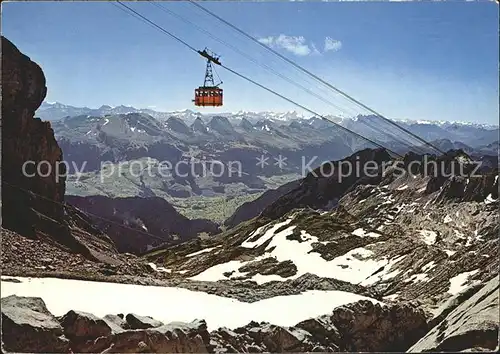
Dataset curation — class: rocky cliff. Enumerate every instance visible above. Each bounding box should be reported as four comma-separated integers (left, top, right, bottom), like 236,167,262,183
2,35,65,236
1,36,119,261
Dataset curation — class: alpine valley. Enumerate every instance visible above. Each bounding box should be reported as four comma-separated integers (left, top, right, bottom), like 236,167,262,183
1,34,499,354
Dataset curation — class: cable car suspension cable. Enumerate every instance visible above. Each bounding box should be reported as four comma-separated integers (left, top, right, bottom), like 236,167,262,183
147,0,358,118
148,1,429,154
148,0,426,153
186,0,445,156
114,1,402,157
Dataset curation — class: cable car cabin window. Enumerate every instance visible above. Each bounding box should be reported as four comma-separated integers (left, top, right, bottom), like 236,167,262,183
194,87,223,106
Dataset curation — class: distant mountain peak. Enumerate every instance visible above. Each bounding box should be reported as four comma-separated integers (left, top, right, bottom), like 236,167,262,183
191,117,208,133
239,117,255,130
208,116,236,135
166,116,191,135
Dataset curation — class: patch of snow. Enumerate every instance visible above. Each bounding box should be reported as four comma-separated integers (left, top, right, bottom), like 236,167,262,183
404,273,430,284
444,215,453,223
147,263,171,273
484,193,497,205
383,294,399,301
190,260,244,282
421,261,436,272
396,184,408,191
0,277,383,331
85,130,92,135
185,246,221,258
103,118,110,126
241,218,294,249
351,228,381,238
250,273,290,284
419,230,437,245
262,230,389,284
192,226,388,285
444,250,457,257
447,270,480,295
360,255,406,286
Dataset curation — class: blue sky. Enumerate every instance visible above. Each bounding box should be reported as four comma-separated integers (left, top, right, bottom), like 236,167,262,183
2,1,498,124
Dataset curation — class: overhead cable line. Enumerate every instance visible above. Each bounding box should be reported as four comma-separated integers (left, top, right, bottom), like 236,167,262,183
147,0,357,118
114,1,403,157
149,1,428,154
186,0,445,156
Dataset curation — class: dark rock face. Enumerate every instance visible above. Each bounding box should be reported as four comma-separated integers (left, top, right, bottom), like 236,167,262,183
1,36,119,260
1,35,65,237
329,300,428,352
65,195,221,254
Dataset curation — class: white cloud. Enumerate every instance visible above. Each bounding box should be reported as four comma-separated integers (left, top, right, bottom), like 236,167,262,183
258,35,315,56
258,34,342,56
324,37,342,52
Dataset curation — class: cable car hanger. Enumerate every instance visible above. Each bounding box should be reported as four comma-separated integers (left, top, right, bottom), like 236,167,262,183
114,0,405,157
198,47,221,66
193,48,223,107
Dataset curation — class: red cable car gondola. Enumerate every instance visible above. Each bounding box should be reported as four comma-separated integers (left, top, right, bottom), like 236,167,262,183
193,48,223,107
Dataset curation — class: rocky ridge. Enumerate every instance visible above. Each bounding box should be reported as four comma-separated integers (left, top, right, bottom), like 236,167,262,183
1,294,429,353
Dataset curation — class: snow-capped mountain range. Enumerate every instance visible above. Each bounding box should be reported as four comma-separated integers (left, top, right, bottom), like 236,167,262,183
37,101,498,130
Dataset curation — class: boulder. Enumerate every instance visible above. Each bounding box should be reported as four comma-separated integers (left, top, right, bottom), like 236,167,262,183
108,319,210,353
125,313,163,329
1,295,69,353
60,310,112,339
330,300,428,352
